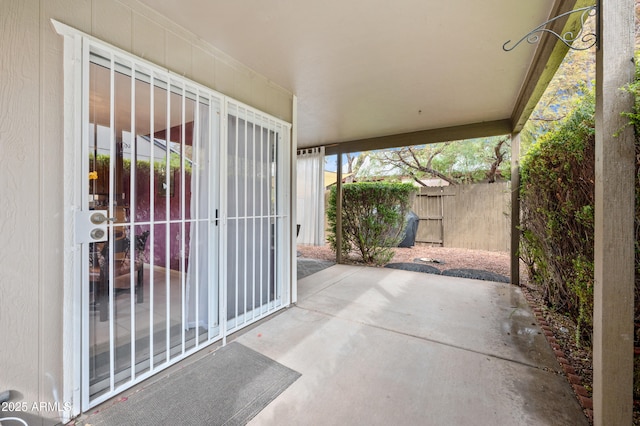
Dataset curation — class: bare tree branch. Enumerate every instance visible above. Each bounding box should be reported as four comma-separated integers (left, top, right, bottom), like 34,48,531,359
486,136,508,183
382,147,459,185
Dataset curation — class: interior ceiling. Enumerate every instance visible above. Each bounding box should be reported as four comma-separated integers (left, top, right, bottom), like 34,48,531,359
139,0,563,150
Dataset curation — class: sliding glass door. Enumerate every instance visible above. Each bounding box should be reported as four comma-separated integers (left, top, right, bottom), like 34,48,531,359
82,45,222,407
71,35,291,411
225,104,289,332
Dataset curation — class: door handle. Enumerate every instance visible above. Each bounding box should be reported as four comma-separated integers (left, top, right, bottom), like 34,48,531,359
76,210,109,243
90,212,115,225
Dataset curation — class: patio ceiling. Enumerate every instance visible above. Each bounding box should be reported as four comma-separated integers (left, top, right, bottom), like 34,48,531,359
139,0,583,152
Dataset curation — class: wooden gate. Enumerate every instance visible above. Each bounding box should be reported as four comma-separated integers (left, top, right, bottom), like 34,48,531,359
414,191,445,245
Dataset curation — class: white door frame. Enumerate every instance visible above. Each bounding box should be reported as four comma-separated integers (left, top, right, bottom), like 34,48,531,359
54,19,291,421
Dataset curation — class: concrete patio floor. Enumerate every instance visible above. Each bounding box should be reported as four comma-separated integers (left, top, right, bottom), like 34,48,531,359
235,264,588,425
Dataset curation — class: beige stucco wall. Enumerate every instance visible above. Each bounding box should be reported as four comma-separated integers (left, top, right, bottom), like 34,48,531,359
0,0,293,422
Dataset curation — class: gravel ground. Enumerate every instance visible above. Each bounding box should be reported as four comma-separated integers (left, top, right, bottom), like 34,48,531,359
297,243,527,283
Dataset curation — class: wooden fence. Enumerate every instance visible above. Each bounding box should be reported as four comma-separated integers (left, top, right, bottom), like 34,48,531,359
411,182,511,252
321,182,512,252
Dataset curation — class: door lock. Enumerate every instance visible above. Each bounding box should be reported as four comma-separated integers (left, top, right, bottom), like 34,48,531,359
76,210,109,243
90,228,106,240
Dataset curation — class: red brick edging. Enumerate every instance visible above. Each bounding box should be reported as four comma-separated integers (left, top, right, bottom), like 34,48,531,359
522,288,594,423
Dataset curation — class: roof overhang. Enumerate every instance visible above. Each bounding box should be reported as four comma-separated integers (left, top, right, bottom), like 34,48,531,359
139,0,587,153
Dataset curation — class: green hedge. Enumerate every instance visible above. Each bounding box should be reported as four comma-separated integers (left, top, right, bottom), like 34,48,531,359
327,182,415,266
621,58,640,400
521,60,640,398
520,93,596,345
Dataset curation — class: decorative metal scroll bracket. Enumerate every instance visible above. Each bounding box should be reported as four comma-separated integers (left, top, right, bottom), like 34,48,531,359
503,4,598,52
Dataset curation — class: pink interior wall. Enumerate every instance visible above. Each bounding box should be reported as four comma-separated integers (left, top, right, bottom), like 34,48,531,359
124,166,192,271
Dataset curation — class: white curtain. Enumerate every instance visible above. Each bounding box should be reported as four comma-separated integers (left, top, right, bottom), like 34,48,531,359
186,101,212,330
296,147,325,245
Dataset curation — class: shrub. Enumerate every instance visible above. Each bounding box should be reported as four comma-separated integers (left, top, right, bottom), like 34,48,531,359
621,57,640,400
520,92,596,345
327,182,415,265
521,53,640,396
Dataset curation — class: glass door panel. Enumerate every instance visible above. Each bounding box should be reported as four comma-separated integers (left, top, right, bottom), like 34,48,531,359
78,37,289,411
84,52,220,408
225,106,286,331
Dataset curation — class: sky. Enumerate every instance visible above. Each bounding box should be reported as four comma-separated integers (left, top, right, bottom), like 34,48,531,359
324,153,361,173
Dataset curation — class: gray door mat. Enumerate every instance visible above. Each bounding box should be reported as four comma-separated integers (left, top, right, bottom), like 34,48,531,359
78,342,300,426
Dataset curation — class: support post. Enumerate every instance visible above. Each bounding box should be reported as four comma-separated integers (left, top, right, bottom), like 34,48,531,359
291,95,298,304
510,132,521,286
336,153,343,264
593,0,635,423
